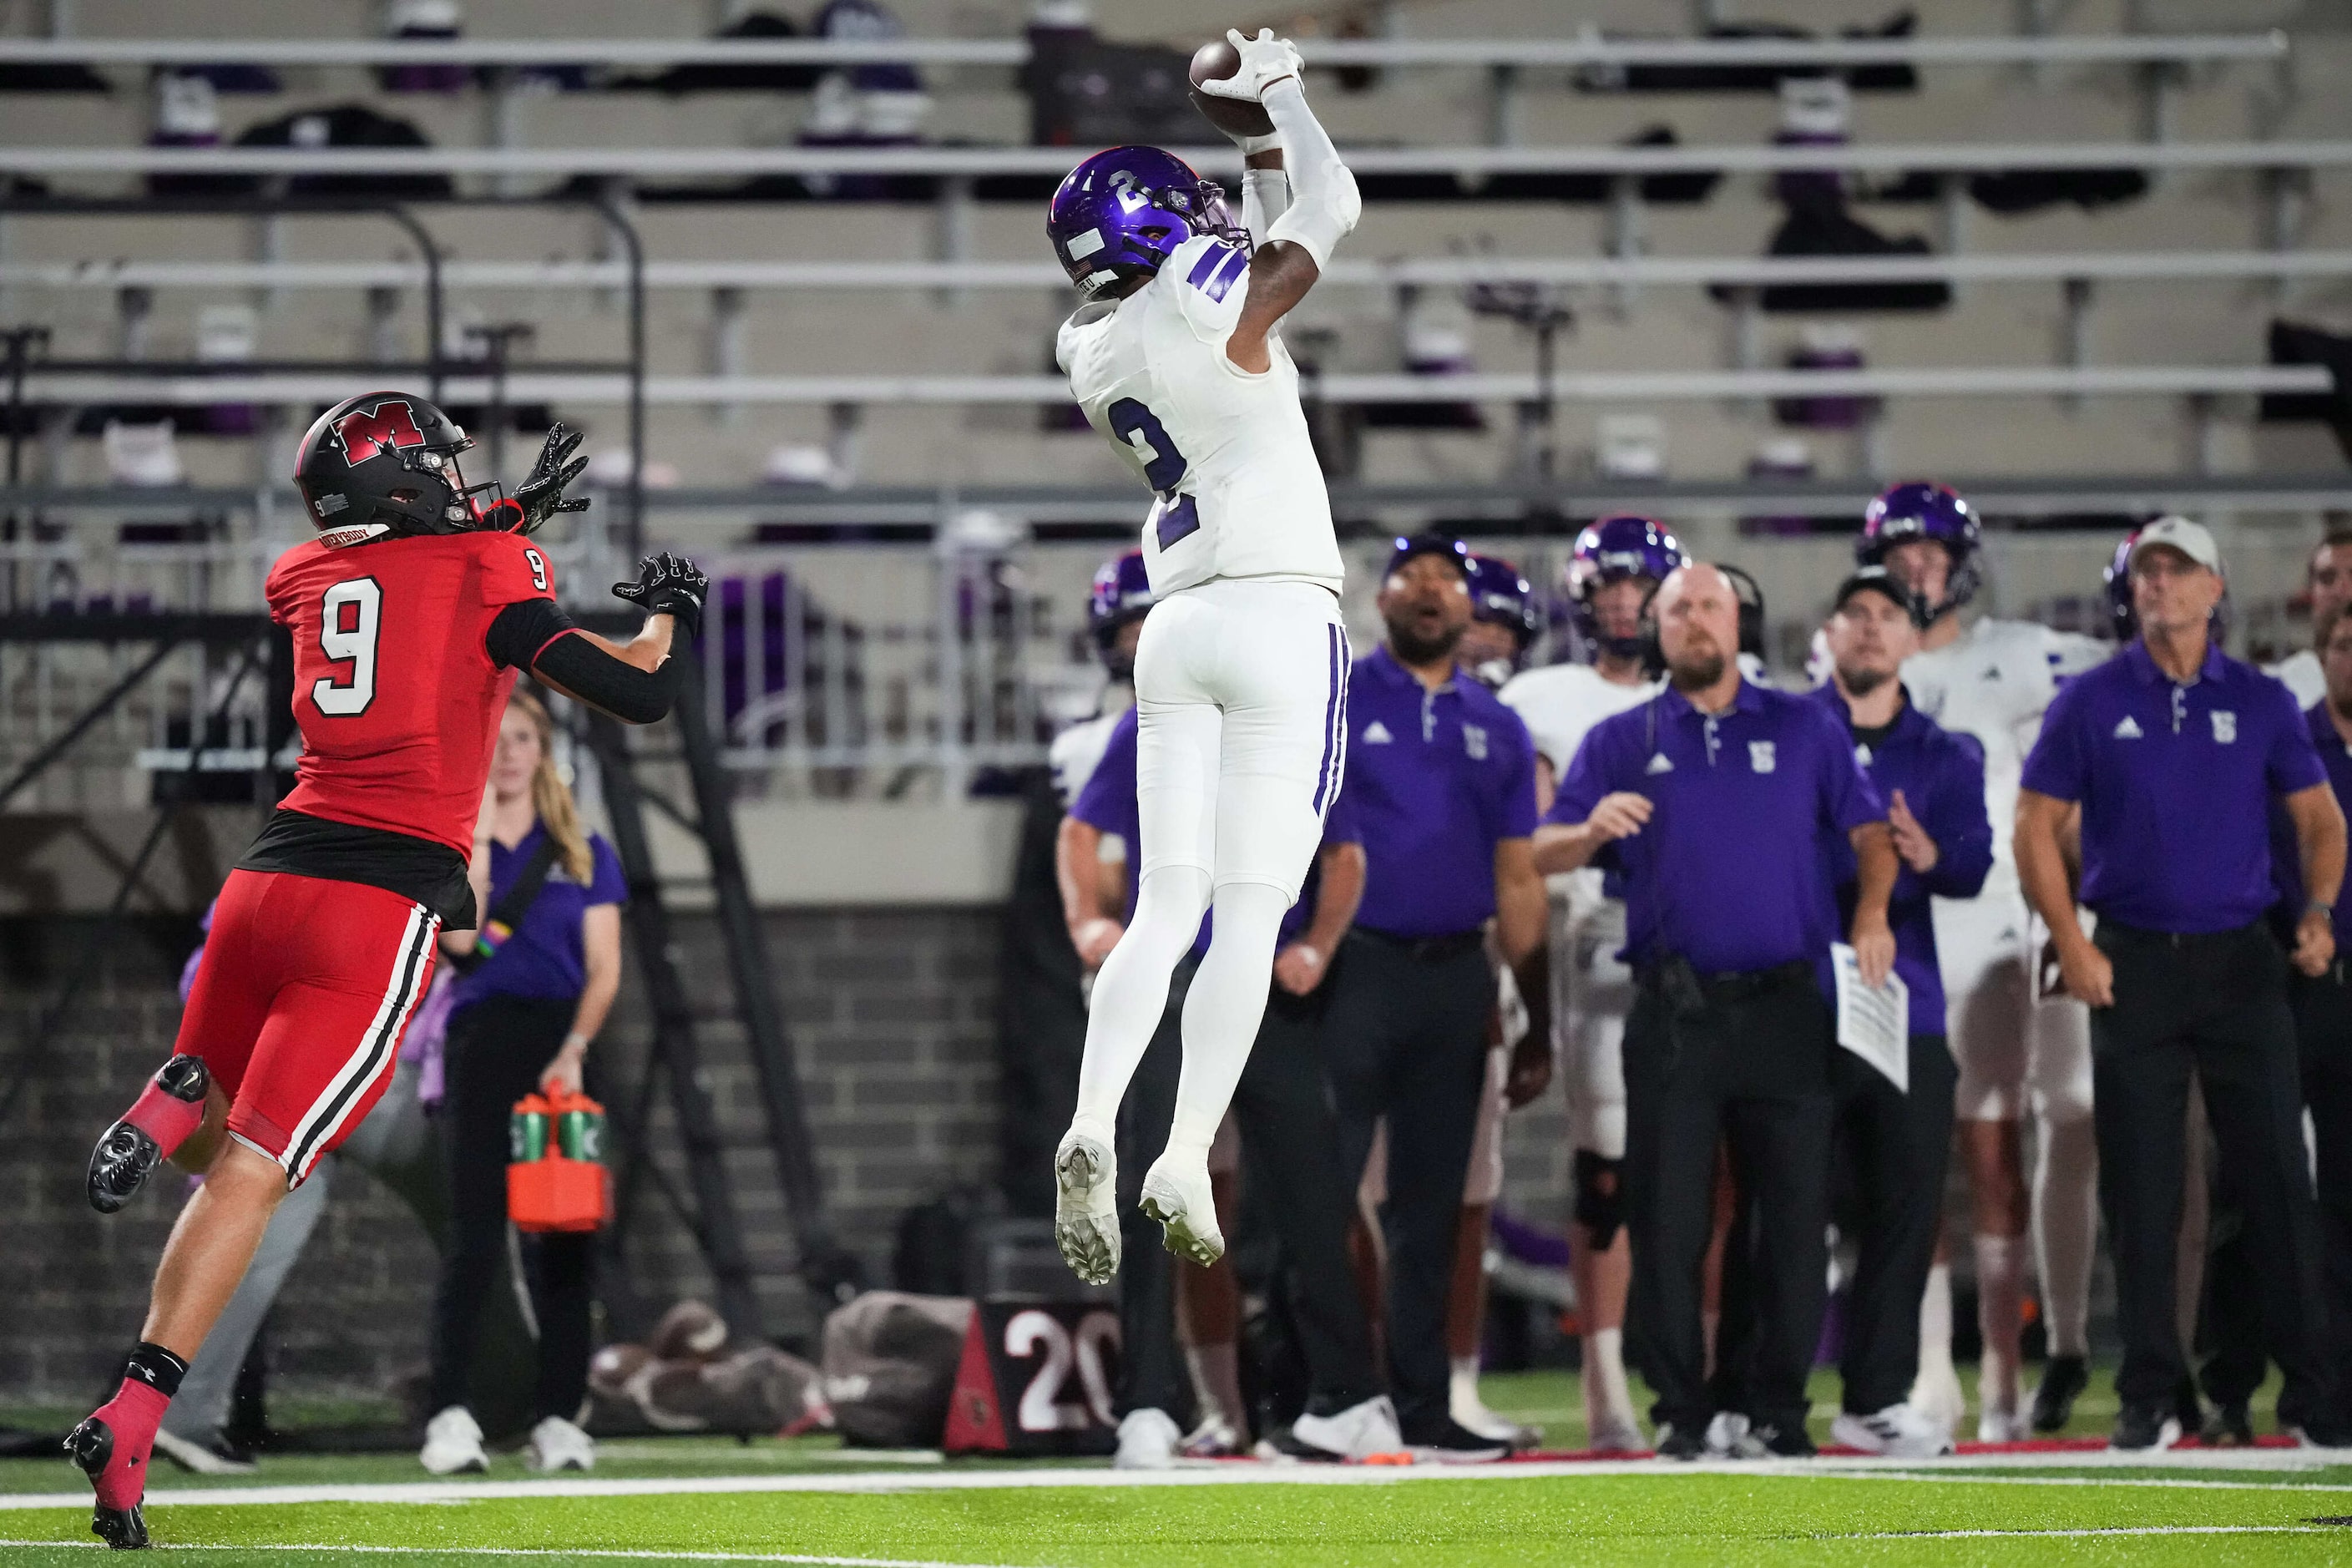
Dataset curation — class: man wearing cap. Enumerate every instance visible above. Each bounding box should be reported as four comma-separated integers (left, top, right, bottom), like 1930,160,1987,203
2017,516,2349,1449
1534,561,1898,1459
1320,531,1547,1461
1811,568,1992,1455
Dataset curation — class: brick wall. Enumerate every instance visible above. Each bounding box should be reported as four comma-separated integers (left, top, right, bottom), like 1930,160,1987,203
0,907,1009,1405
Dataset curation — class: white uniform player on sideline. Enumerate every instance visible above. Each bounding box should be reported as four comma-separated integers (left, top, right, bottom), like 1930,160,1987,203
1855,483,2108,1441
1498,516,1686,1454
1044,29,1362,1281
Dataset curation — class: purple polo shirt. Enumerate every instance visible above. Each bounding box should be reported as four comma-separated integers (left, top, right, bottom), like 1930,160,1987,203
1338,646,1540,939
1810,685,1993,1036
1070,706,1358,948
2270,702,2352,948
2021,639,2325,934
1550,678,1884,983
453,825,627,1009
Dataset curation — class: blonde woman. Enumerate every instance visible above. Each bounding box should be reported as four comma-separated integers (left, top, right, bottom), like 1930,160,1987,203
421,690,624,1476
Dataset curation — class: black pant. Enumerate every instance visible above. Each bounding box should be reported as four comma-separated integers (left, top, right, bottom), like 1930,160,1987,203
1833,1034,1957,1414
427,994,594,1423
2090,922,2335,1420
1117,958,1381,1423
1320,929,1495,1431
1625,964,1834,1435
2291,969,2352,1424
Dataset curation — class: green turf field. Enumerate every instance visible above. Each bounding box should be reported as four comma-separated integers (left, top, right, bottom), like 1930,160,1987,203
0,1372,2344,1565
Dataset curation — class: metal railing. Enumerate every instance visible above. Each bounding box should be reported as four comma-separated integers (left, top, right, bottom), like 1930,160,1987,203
9,140,2350,180
0,33,2289,69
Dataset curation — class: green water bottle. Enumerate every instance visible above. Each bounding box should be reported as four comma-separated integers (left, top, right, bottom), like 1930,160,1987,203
510,1103,549,1164
556,1105,604,1163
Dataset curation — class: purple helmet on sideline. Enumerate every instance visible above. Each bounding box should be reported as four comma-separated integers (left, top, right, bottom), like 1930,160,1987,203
1467,554,1541,650
1858,482,1981,619
1087,549,1154,676
1047,147,1247,296
2103,529,2139,641
1565,515,1687,658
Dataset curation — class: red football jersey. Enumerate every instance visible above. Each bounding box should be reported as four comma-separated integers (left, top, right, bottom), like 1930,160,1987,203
267,529,558,856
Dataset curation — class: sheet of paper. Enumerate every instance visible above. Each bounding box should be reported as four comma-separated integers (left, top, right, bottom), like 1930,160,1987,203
1831,942,1909,1093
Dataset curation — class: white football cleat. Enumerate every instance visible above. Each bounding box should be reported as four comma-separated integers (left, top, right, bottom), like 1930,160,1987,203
1291,1394,1404,1461
1703,1410,1751,1458
1137,1154,1223,1267
419,1405,488,1475
1909,1362,1966,1439
1831,1403,1955,1459
1053,1130,1120,1286
1450,1384,1540,1451
1181,1411,1247,1459
1976,1406,2030,1445
524,1414,595,1472
1114,1407,1182,1469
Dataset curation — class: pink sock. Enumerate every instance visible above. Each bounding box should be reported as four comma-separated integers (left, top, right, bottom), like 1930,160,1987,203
122,1058,208,1158
84,1379,170,1510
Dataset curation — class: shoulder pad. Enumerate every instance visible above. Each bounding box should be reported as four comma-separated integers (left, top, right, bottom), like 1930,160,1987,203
1165,235,1252,342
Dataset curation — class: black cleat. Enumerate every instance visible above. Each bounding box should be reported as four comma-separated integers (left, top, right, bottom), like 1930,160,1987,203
1652,1423,1707,1460
67,1417,149,1550
1745,1421,1818,1459
2201,1402,2254,1447
87,1057,208,1215
2111,1401,2183,1452
2030,1353,2088,1434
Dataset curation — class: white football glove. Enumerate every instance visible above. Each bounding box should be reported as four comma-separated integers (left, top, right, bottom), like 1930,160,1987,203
1196,27,1303,104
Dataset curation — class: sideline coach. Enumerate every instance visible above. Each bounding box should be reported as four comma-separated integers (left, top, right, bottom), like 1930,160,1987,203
1322,533,1547,1458
1534,562,1898,1459
2016,516,2348,1449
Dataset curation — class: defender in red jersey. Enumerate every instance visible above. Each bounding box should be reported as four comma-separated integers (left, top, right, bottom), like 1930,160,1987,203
69,392,707,1550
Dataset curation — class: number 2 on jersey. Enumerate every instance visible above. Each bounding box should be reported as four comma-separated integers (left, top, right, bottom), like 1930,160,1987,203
1106,397,1201,549
314,577,382,716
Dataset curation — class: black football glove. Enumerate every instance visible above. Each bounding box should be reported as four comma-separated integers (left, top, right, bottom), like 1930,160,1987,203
507,423,592,534
613,551,708,640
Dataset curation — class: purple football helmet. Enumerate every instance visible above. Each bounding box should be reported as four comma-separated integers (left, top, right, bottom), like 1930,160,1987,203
1858,481,1981,619
1466,554,1541,650
1087,549,1154,676
1048,146,1247,296
1565,515,1687,658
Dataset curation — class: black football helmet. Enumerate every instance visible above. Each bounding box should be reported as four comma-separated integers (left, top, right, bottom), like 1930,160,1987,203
293,390,481,545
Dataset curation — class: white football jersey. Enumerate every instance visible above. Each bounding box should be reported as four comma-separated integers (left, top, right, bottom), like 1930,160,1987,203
1499,660,1660,779
1049,710,1124,809
1902,616,2109,882
2270,648,2324,711
1056,234,1344,599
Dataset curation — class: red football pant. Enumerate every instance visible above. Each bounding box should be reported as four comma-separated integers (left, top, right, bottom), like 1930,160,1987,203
174,869,441,1186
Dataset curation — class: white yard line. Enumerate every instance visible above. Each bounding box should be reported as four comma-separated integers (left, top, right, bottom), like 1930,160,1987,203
0,1446,2346,1512
1840,1525,2337,1539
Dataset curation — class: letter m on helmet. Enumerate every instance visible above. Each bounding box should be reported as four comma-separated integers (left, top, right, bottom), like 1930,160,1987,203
333,399,426,465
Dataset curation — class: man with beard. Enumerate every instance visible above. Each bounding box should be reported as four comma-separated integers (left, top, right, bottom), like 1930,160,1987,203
1811,568,1991,1454
1319,532,1547,1460
1533,562,1897,1459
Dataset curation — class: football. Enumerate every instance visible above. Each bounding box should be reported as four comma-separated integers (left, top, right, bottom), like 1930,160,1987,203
1188,36,1276,139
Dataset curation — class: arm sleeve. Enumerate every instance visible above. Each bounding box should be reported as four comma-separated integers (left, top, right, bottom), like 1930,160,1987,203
1070,716,1137,835
1818,708,1887,834
1242,167,1292,250
1547,722,1618,828
2019,685,2089,803
1259,77,1360,270
2266,676,2330,795
586,836,628,906
529,629,681,726
1921,735,1995,899
485,597,577,671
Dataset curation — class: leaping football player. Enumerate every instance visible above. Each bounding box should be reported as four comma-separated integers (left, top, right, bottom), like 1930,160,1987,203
1045,28,1361,1282
69,392,707,1549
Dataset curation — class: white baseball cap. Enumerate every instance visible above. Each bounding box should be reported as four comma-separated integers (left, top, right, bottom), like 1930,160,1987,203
2128,514,2223,575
